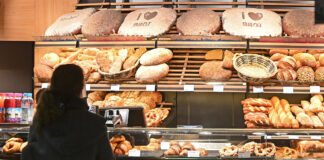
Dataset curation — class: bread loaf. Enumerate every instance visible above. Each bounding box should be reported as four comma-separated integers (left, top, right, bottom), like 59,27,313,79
277,56,296,69
276,69,297,81
123,48,146,70
45,8,96,36
222,50,234,69
135,63,169,83
199,61,232,81
315,67,324,82
289,49,307,56
82,10,124,36
34,64,54,82
297,66,315,82
309,50,324,55
176,8,221,35
140,48,173,66
293,53,316,68
109,49,128,73
319,54,324,67
269,49,289,56
205,49,223,60
40,53,60,68
270,53,287,61
118,8,176,37
222,8,282,38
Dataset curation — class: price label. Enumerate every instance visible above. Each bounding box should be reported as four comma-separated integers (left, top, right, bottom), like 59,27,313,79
213,85,224,92
310,86,321,93
111,84,120,91
283,87,294,94
243,83,247,86
288,135,299,139
184,85,194,92
41,83,49,88
85,84,91,91
187,151,200,157
253,86,264,93
161,142,170,150
146,85,155,91
266,136,272,139
311,136,322,140
238,151,251,158
128,150,140,157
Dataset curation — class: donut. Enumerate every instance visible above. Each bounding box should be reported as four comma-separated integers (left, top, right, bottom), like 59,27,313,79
2,142,22,153
220,145,239,157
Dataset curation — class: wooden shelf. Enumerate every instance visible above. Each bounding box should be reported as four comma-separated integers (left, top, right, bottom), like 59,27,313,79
249,41,324,50
35,41,77,47
249,85,324,94
157,41,247,49
79,41,155,48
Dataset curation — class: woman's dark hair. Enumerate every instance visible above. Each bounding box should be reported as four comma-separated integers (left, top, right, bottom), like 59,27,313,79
35,88,46,104
33,64,84,131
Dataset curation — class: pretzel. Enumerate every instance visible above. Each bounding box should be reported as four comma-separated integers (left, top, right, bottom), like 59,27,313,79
220,145,238,157
254,143,276,157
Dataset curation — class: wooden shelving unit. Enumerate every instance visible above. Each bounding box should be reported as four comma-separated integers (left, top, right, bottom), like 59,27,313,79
79,41,155,48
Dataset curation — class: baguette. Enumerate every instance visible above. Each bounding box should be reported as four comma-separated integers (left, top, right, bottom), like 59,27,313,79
54,50,81,68
301,101,311,112
291,106,305,115
318,112,324,124
296,113,313,128
123,48,146,70
241,98,272,107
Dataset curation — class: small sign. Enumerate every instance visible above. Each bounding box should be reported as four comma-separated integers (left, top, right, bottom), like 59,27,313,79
184,85,194,92
41,83,49,88
253,86,264,93
187,151,200,157
146,85,155,91
111,84,120,91
283,87,294,94
310,86,321,93
128,150,141,157
85,84,91,91
266,136,272,139
311,136,322,140
238,151,251,158
288,135,299,140
161,142,170,150
243,83,247,86
213,85,224,92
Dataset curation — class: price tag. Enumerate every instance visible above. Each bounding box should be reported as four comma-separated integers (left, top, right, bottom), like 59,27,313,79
310,86,321,93
238,151,251,158
253,86,264,93
146,85,155,91
283,87,294,94
184,85,194,92
288,135,299,139
311,136,322,140
128,150,140,157
85,84,91,91
243,83,247,86
110,84,120,91
266,136,272,139
161,142,170,150
213,85,224,92
187,151,200,157
41,83,49,88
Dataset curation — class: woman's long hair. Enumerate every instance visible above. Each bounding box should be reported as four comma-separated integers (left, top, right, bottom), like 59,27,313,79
33,64,84,131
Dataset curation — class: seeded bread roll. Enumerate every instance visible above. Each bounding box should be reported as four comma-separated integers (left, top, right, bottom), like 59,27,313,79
82,10,124,36
176,8,221,35
297,66,315,82
135,63,169,83
140,48,173,66
199,61,232,81
45,8,96,36
283,10,324,37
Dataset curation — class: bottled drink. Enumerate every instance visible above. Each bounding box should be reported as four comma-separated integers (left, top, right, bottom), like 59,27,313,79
4,93,15,123
14,93,22,123
0,93,5,123
27,93,34,124
21,93,29,124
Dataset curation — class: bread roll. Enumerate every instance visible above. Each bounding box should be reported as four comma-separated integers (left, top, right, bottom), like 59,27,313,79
199,61,232,81
34,64,54,82
319,54,324,67
277,56,296,69
315,67,324,82
222,50,234,69
289,49,307,56
83,48,100,56
140,48,173,66
293,53,316,68
297,66,315,82
123,48,146,70
309,50,324,55
176,8,221,35
86,72,102,83
276,69,297,81
205,49,223,60
270,53,287,61
135,63,169,83
269,49,289,56
40,53,60,68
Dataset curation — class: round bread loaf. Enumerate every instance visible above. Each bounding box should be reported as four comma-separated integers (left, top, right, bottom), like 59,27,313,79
40,53,60,68
199,61,232,81
140,48,173,66
277,56,296,70
135,63,169,83
276,69,297,81
283,10,324,37
45,8,96,36
118,8,176,37
34,64,54,82
176,8,221,35
297,66,315,82
315,67,324,82
293,53,316,68
222,8,282,38
82,10,124,36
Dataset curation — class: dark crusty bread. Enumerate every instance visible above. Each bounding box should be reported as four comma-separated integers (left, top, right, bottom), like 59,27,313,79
283,10,324,37
199,61,232,81
176,8,221,35
82,10,124,36
45,8,96,36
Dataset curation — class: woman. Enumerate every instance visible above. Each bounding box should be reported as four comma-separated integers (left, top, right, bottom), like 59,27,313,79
22,64,114,160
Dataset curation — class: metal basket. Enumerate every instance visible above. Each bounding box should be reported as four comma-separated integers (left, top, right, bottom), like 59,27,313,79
233,53,277,83
98,60,140,82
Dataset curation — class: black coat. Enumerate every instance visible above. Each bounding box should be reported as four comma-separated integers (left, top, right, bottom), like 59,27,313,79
22,97,114,160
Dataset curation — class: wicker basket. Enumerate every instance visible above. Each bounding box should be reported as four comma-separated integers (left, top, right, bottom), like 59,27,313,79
98,60,140,82
233,53,277,83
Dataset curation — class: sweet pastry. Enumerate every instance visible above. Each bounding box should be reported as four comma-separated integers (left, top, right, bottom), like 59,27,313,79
283,10,324,37
40,53,60,68
297,66,315,82
110,135,133,155
220,145,238,157
135,63,169,83
139,48,173,66
205,49,223,60
269,49,289,56
277,56,296,69
199,61,232,81
146,108,169,127
222,50,234,69
34,64,54,82
222,8,282,38
270,53,287,61
123,48,146,70
176,8,221,35
164,141,182,155
82,10,124,36
276,69,297,82
118,8,177,37
45,8,96,36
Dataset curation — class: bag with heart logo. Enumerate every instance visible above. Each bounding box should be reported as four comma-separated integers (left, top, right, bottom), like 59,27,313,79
118,8,176,38
222,8,282,39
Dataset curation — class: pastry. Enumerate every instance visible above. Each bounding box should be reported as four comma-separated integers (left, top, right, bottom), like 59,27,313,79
297,66,315,83
136,96,156,109
222,8,282,38
309,50,324,55
86,72,102,83
139,48,173,66
2,142,21,153
199,61,232,81
314,67,324,82
196,148,208,156
293,53,316,68
222,50,234,69
82,10,124,36
297,140,324,153
135,63,169,83
40,53,60,68
275,147,298,159
205,49,223,60
6,138,23,143
34,64,54,82
254,143,276,157
123,48,146,70
277,56,296,69
269,49,289,56
176,8,221,35
118,8,177,37
283,10,324,37
220,145,238,157
140,92,162,104
239,142,257,154
276,69,297,81
45,8,96,36
270,53,287,61
164,141,181,155
319,54,324,67
104,96,124,107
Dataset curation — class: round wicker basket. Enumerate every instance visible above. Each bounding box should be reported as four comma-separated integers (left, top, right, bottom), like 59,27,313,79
233,53,277,83
98,60,140,82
